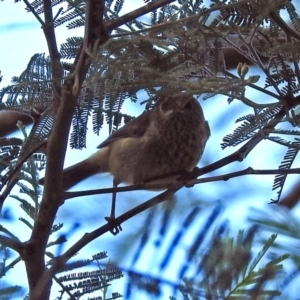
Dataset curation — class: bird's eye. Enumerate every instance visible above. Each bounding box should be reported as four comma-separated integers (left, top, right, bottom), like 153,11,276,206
184,101,192,110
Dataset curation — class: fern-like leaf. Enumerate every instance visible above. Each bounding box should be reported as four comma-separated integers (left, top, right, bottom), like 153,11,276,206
270,139,300,203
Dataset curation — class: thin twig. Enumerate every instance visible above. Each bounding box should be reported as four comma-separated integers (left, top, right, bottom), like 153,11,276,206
0,177,18,211
23,0,45,25
224,70,281,101
57,189,177,271
64,166,300,200
42,0,62,109
29,188,178,298
189,167,300,186
0,256,22,277
0,140,47,190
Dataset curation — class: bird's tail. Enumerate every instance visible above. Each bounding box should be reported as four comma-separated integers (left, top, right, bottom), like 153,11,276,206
62,159,100,190
38,159,99,190
38,148,110,190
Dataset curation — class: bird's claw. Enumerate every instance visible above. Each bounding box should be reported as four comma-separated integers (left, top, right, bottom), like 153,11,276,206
105,216,122,235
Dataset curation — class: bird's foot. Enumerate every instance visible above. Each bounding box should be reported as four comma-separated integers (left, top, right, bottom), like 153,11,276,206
105,216,122,235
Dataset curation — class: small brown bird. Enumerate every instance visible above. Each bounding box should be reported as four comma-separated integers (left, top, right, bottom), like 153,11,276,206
40,93,210,231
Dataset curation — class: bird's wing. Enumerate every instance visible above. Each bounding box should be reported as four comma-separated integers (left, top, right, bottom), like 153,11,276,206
97,109,152,148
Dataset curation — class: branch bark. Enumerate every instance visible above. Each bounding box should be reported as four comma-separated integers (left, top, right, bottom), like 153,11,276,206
30,188,178,297
26,0,181,298
62,167,300,201
26,0,109,298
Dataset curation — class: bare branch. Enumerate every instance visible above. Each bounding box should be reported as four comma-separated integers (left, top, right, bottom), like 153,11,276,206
0,140,46,190
0,256,22,277
190,167,300,186
30,188,177,299
0,111,33,137
0,177,18,211
27,1,110,297
0,235,22,253
63,166,300,201
23,0,45,25
191,98,300,179
42,0,62,109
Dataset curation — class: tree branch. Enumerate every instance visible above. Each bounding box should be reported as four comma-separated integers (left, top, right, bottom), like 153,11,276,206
41,0,62,110
0,111,33,137
0,256,22,278
0,235,22,253
62,188,177,264
64,181,179,200
190,102,298,179
30,188,178,299
0,177,18,211
0,140,46,191
63,166,300,201
189,167,300,186
27,1,109,298
23,0,45,25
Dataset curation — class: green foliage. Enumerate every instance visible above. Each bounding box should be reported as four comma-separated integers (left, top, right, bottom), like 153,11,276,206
221,105,283,149
120,205,288,299
1,0,258,149
0,125,123,298
55,252,123,299
271,139,300,203
0,284,25,299
249,206,300,294
176,231,285,298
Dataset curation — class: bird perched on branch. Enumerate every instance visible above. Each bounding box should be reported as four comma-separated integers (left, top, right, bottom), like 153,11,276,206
40,93,210,233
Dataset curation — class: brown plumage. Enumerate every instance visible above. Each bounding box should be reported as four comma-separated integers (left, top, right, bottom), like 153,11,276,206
40,93,210,190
